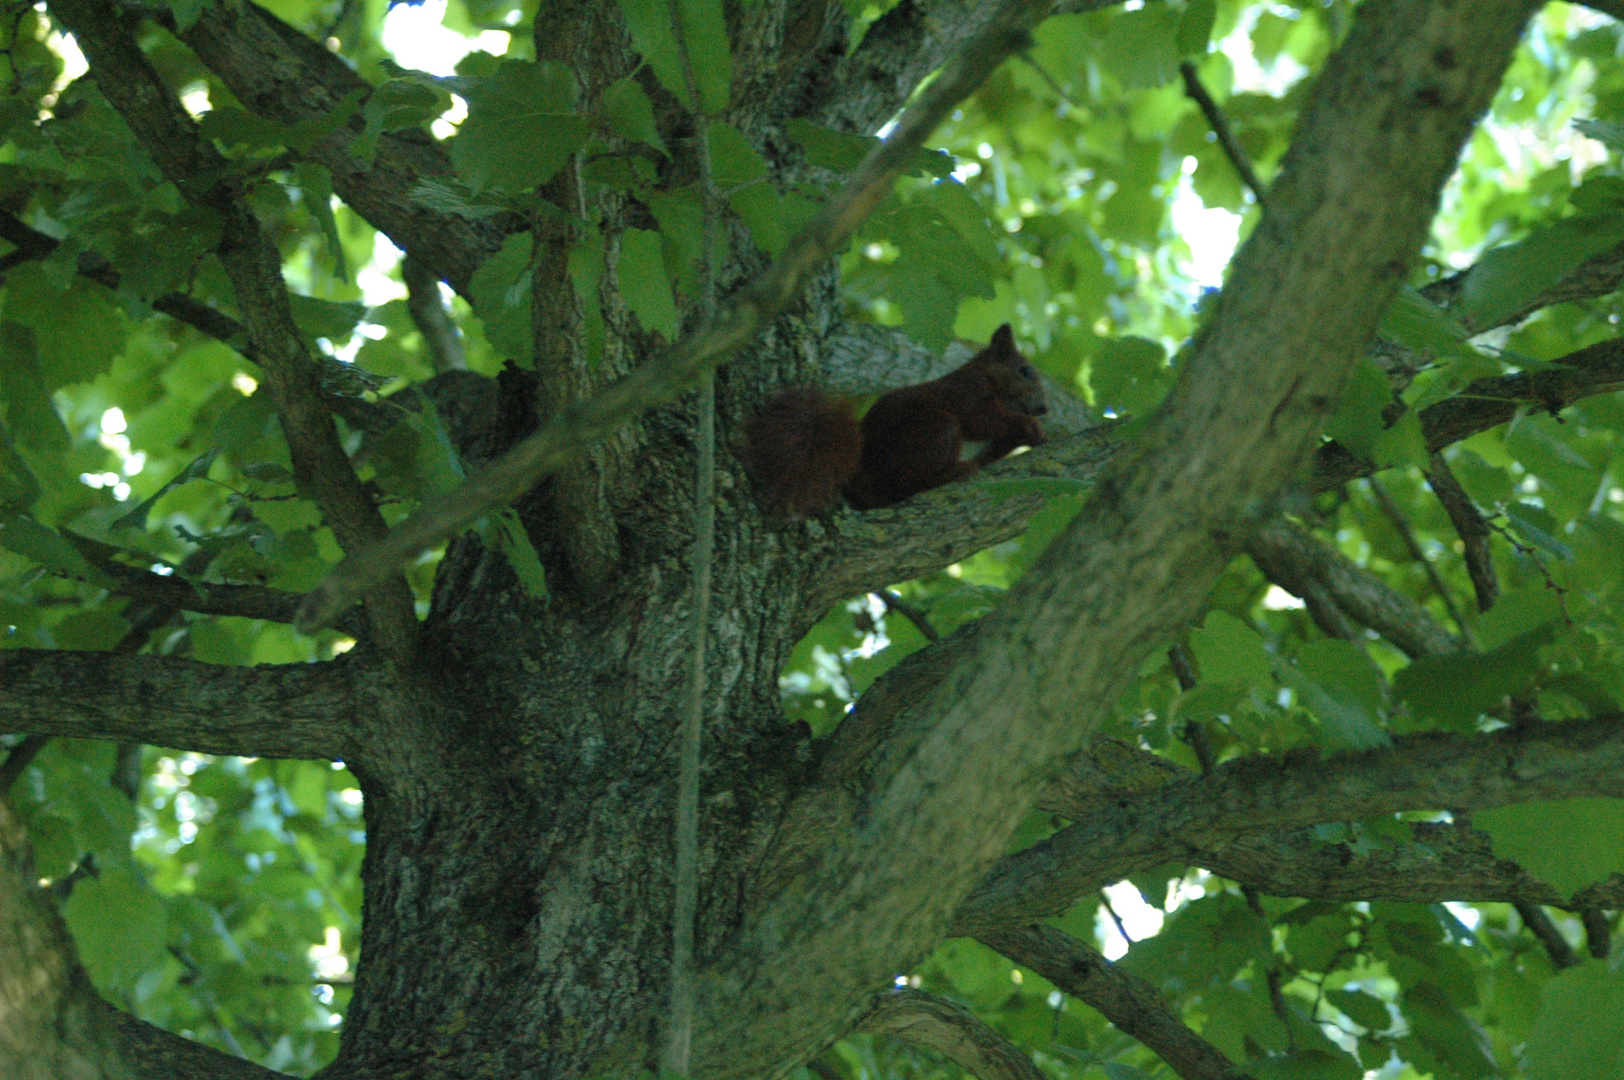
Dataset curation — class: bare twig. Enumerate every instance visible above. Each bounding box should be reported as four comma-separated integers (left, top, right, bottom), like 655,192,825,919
0,735,48,793
403,256,466,372
860,988,1048,1080
1180,60,1269,208
1367,476,1471,635
1515,902,1579,969
978,924,1254,1080
879,590,941,643
293,0,1054,634
664,4,721,1070
1424,452,1498,613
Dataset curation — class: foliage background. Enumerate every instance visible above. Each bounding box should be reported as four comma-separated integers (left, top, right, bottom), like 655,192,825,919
4,0,1624,1078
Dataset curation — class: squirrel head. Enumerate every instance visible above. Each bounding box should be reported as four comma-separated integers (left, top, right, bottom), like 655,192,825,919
973,324,1048,417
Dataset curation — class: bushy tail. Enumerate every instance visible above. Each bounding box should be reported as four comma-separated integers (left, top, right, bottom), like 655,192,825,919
745,388,861,516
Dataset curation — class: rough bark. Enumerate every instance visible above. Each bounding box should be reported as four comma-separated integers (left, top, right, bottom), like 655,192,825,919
5,3,1593,1080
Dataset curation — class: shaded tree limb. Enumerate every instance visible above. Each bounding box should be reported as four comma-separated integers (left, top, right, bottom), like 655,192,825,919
1425,451,1498,612
0,649,361,759
293,0,1057,636
1582,907,1612,959
858,988,1048,1080
1309,336,1624,492
953,715,1624,935
1514,902,1579,969
1246,517,1463,659
1180,59,1269,208
1189,820,1624,910
50,0,417,660
978,924,1253,1080
712,5,1538,1075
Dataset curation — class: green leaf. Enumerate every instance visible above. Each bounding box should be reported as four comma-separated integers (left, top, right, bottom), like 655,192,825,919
599,77,666,155
3,266,124,389
569,225,607,365
647,185,705,297
1458,211,1624,329
354,79,450,164
452,61,589,193
0,323,68,453
467,233,534,361
0,419,42,512
289,296,367,348
618,227,680,339
0,515,115,586
1394,622,1556,727
294,163,349,282
1177,0,1217,56
1323,359,1391,460
1524,962,1624,1080
62,861,169,993
785,118,873,172
167,0,210,33
113,448,221,531
1378,286,1473,364
1402,982,1496,1079
1476,799,1624,899
1503,501,1574,560
1282,639,1391,751
1087,336,1170,416
489,507,548,598
707,121,767,187
618,0,731,115
1101,6,1182,89
1189,610,1272,685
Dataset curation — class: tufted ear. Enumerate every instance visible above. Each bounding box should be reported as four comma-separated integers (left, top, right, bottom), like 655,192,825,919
990,323,1014,349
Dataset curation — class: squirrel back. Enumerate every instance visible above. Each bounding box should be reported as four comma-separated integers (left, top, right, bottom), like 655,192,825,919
747,324,1047,515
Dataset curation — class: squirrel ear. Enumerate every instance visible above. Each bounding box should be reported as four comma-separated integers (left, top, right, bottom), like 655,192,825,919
991,323,1014,347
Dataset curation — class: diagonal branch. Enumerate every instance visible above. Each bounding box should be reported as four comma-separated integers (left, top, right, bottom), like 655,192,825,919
49,0,416,659
978,924,1253,1080
859,988,1049,1080
709,5,1539,1076
0,649,362,759
1246,517,1463,659
1311,336,1624,491
292,0,1056,635
953,715,1624,935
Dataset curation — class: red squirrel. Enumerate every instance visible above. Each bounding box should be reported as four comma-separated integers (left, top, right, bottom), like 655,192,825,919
747,324,1048,514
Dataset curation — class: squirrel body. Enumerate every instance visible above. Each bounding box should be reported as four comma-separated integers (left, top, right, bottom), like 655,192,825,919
747,324,1048,514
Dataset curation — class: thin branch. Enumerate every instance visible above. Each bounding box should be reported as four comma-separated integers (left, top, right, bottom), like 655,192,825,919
953,715,1624,935
0,649,360,759
879,590,941,643
293,0,1055,635
1311,337,1624,492
402,256,466,373
50,0,417,659
1514,902,1579,969
978,924,1253,1080
859,988,1049,1080
664,4,722,1070
1425,452,1498,613
1179,60,1268,208
0,735,49,793
1367,477,1471,635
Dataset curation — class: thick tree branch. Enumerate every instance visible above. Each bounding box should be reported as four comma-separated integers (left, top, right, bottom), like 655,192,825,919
953,716,1624,935
50,0,417,658
0,650,361,759
1246,517,1463,659
978,924,1252,1080
858,988,1048,1080
709,5,1538,1075
293,0,1057,635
